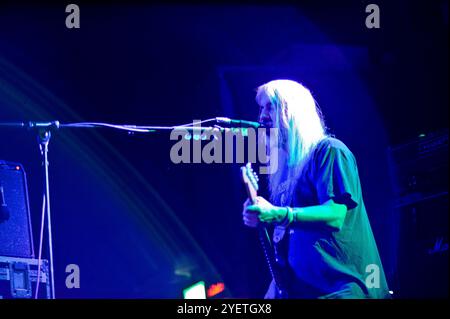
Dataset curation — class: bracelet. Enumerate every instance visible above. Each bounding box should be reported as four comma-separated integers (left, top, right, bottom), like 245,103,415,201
280,206,294,227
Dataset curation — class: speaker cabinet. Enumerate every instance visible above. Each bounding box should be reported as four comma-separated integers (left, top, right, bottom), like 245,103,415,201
0,161,34,258
389,130,448,298
395,194,448,298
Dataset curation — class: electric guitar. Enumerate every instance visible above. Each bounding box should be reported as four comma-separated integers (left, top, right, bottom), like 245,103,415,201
241,163,289,299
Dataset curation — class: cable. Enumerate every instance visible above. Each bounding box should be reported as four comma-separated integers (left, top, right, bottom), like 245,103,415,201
63,122,151,132
62,118,220,133
172,118,218,128
34,194,46,299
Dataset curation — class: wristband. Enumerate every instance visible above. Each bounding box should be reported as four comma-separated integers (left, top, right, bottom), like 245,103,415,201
280,206,294,227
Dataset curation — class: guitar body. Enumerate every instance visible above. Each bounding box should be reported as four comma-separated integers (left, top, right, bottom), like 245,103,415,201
241,163,289,299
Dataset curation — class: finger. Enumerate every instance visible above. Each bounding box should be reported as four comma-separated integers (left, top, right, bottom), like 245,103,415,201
258,214,271,223
243,216,258,227
243,209,259,217
257,196,270,205
244,221,258,228
256,196,265,203
243,212,259,222
246,205,261,212
244,218,259,226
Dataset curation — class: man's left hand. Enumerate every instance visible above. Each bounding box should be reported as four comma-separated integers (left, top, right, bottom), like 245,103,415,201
244,196,287,226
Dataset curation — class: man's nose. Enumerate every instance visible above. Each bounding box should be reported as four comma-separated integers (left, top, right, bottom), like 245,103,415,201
259,108,269,118
260,112,271,122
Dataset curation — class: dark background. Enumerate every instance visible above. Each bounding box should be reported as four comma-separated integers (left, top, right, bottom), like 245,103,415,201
0,0,448,298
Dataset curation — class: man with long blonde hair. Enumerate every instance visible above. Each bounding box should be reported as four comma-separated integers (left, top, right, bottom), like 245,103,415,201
242,79,390,299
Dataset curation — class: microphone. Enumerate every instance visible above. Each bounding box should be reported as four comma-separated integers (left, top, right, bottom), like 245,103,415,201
0,185,10,224
215,117,264,129
27,121,60,130
0,121,60,130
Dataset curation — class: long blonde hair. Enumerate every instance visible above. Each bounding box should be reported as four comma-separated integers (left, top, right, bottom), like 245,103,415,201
256,80,327,205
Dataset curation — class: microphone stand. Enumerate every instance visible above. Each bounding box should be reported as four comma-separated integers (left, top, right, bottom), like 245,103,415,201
0,118,253,299
37,126,55,299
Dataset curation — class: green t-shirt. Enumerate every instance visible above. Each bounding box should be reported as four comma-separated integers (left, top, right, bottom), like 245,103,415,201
285,137,390,299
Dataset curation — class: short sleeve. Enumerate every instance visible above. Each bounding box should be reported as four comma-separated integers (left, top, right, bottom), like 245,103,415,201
313,142,359,210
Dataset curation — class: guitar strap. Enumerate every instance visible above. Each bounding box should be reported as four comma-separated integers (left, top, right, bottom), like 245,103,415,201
273,183,292,244
272,186,293,267
273,225,286,244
